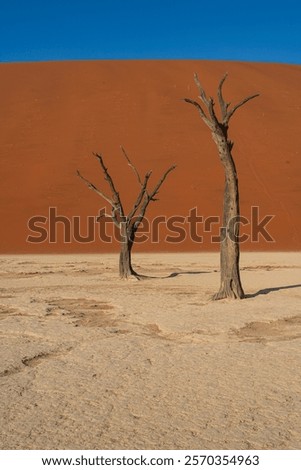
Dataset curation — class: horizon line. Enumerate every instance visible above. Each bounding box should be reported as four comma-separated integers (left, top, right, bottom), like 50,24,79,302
1,57,300,67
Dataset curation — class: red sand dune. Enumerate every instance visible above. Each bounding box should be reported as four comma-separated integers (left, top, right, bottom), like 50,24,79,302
0,60,300,253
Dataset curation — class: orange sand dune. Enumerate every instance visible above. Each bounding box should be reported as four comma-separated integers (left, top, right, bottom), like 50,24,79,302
0,60,300,253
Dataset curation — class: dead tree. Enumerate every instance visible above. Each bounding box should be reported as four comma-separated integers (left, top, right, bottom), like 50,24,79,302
77,148,175,279
185,73,259,299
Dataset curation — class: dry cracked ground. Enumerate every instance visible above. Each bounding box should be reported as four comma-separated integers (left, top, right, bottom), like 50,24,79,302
0,253,300,450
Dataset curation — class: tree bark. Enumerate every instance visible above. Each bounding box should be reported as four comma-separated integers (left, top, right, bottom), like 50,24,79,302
211,131,244,299
118,223,138,279
184,73,258,299
119,238,135,279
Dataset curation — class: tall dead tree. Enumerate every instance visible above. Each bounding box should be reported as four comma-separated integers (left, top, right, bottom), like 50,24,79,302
185,73,259,299
77,148,175,279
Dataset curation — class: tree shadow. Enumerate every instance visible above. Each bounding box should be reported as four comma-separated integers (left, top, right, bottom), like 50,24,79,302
245,284,301,299
135,270,209,280
165,271,209,278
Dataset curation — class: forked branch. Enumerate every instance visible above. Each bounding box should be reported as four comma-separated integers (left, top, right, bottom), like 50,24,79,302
76,170,114,206
184,72,259,130
193,73,211,107
134,165,176,228
77,152,176,232
217,73,230,121
216,73,259,124
194,73,219,126
225,93,260,123
183,98,213,129
149,165,177,201
93,152,124,217
127,170,152,220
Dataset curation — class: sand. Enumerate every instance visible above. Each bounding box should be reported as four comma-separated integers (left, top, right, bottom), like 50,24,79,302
0,252,300,450
0,60,301,253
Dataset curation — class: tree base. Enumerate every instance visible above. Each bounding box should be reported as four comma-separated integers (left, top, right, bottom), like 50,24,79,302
119,267,141,280
212,280,245,300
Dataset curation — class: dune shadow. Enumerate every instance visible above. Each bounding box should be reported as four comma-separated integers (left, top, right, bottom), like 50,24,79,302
245,284,301,298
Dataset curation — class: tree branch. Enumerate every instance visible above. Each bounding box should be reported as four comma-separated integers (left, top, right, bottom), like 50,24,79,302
194,73,221,127
217,73,230,121
97,208,113,220
183,73,222,129
96,208,120,228
133,165,176,229
207,97,220,128
225,93,260,123
194,73,211,107
149,165,177,201
76,170,115,206
127,170,152,221
111,207,122,228
93,152,125,217
120,146,143,186
79,150,175,238
183,98,213,129
186,72,259,132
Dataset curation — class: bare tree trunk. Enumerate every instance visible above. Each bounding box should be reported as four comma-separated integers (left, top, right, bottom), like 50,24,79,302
184,73,258,299
210,131,245,299
119,223,138,279
78,148,175,279
119,239,134,279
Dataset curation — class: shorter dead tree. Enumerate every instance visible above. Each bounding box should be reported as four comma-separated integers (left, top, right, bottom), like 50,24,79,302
77,148,175,279
185,73,259,299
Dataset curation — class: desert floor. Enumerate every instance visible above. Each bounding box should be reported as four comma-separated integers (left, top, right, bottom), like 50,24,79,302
0,252,300,450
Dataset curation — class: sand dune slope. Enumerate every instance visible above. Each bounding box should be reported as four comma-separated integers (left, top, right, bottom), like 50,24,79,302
0,60,300,252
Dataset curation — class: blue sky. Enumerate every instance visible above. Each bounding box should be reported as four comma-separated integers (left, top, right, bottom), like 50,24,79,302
0,0,300,64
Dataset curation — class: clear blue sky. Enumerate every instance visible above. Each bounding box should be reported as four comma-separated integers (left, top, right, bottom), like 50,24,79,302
0,0,300,64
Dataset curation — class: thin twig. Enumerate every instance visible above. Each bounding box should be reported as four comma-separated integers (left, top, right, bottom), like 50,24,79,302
134,165,176,228
76,170,114,206
93,152,124,217
120,146,143,186
226,94,260,123
194,73,210,107
217,73,229,121
127,171,152,220
183,98,213,129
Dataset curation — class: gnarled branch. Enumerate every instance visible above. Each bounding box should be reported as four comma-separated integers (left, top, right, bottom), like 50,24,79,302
76,170,114,206
148,165,177,201
183,98,213,129
185,73,259,133
193,73,211,107
127,170,152,221
194,73,219,127
78,151,176,233
133,165,176,229
225,93,260,123
93,152,125,218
